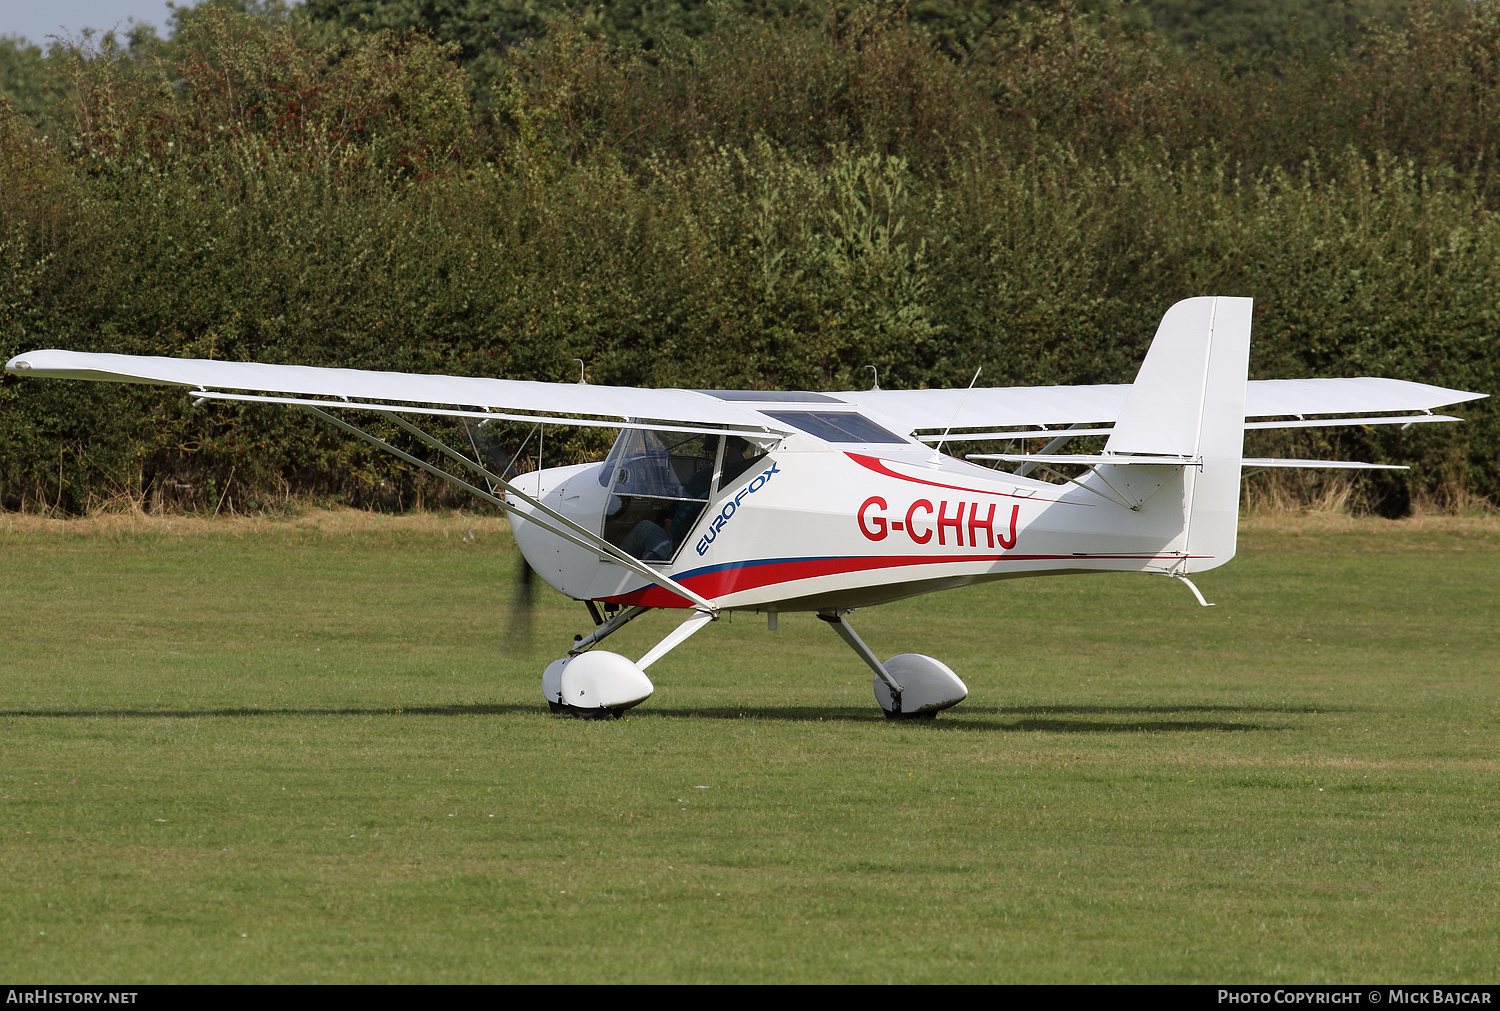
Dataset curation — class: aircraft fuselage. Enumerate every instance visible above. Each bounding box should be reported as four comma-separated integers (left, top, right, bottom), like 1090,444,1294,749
506,437,1211,613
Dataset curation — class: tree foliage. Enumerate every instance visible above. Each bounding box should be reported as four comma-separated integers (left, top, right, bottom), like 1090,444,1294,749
0,1,1496,515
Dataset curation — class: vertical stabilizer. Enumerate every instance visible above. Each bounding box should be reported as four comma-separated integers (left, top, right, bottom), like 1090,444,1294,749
1104,296,1252,571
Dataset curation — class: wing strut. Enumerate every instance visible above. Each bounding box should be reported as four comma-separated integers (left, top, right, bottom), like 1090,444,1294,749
301,406,718,614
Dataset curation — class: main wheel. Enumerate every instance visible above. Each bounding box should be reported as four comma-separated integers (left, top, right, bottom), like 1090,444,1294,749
542,652,654,718
873,654,967,718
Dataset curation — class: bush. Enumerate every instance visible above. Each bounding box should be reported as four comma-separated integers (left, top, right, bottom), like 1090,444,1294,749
1,2,1495,514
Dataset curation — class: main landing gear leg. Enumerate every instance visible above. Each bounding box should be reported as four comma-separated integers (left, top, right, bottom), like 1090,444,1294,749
542,605,652,720
817,611,968,720
542,605,717,719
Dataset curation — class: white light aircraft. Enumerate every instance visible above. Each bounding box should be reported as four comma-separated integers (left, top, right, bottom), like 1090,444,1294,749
6,298,1486,719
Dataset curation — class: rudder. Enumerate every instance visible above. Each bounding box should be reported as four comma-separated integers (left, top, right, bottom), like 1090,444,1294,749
1104,296,1252,572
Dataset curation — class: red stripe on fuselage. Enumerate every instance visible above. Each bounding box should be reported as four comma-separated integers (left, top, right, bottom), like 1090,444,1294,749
602,551,1207,608
845,453,1073,503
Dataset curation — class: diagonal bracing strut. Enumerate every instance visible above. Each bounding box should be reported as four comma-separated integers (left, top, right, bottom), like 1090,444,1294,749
568,605,651,656
300,406,718,613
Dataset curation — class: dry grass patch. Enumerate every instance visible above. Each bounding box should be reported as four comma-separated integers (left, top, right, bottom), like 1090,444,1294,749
1239,511,1500,553
0,506,511,547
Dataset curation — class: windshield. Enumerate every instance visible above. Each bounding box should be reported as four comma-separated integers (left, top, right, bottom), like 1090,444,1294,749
597,429,707,498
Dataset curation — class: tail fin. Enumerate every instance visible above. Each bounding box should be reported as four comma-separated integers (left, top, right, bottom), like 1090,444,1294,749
1105,296,1252,572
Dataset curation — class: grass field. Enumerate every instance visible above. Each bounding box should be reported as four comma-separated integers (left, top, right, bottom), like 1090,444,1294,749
1,509,1497,983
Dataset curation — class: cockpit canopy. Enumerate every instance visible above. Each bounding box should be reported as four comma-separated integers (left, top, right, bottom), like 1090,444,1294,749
599,429,769,562
594,410,906,563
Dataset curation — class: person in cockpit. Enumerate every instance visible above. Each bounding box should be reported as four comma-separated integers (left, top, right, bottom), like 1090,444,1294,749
621,437,759,560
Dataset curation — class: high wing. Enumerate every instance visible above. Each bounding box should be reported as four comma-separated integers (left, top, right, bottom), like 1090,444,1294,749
7,350,1484,438
834,377,1486,438
4,350,784,437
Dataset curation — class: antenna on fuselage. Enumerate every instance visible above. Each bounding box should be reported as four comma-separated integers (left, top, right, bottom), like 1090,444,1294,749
574,359,587,384
864,365,880,390
929,366,982,466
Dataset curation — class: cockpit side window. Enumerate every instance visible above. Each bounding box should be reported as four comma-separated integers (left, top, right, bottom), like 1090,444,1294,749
715,435,768,489
598,430,771,561
600,430,719,561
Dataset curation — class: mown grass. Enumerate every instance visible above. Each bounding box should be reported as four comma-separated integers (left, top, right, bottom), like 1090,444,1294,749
1,510,1497,983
